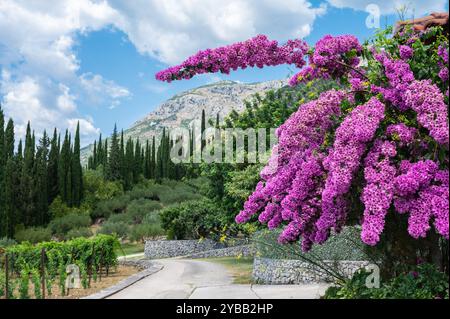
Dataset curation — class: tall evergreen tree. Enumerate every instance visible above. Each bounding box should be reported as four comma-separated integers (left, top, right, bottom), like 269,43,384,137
21,122,36,226
120,130,125,181
106,124,121,181
124,137,134,189
0,107,5,236
201,109,206,151
47,128,59,204
58,130,71,205
4,119,14,160
71,122,83,206
34,131,50,225
151,136,156,179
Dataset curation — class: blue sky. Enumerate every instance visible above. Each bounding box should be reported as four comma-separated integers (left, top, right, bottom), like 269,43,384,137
1,0,448,146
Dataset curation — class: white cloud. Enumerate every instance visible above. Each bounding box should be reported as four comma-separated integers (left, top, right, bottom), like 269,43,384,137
107,0,327,64
1,75,60,139
79,73,131,112
0,0,127,145
57,84,77,113
67,117,101,146
327,0,448,16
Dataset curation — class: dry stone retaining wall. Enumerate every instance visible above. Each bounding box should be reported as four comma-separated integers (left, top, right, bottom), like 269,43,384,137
253,257,370,284
144,238,250,259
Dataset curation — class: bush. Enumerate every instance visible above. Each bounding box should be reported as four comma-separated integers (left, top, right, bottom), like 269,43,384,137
126,199,162,224
98,221,129,239
130,223,165,242
92,195,130,219
83,168,124,207
48,196,72,219
0,237,17,248
323,263,449,299
142,211,162,224
65,227,93,240
159,199,225,240
15,227,52,244
252,227,369,261
48,213,91,237
107,213,133,224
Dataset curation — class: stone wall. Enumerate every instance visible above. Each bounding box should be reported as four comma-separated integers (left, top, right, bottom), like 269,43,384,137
144,238,250,259
253,257,370,284
186,245,256,259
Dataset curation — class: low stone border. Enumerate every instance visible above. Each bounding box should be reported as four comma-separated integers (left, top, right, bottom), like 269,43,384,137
186,245,256,259
83,260,163,299
253,257,370,284
144,238,249,259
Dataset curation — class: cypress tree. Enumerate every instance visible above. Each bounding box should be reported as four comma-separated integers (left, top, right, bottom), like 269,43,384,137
21,122,35,226
0,107,5,236
106,124,121,181
134,139,141,183
144,140,150,179
4,119,14,160
120,130,125,181
91,140,97,169
59,130,71,205
103,138,108,167
151,136,156,179
124,137,134,189
97,134,103,169
34,131,49,225
47,128,59,204
201,109,206,151
71,122,83,206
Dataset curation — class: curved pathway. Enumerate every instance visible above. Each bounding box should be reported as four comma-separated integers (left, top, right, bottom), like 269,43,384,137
108,259,328,299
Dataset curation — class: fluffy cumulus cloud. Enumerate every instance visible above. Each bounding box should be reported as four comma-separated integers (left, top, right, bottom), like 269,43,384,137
4,0,445,146
0,0,327,146
0,0,127,145
107,0,327,64
327,0,448,16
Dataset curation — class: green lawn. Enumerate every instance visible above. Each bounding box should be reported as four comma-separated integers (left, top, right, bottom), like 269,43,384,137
116,242,145,256
202,257,254,284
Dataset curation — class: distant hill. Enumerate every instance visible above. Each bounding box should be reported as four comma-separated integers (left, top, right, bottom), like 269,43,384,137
81,79,287,164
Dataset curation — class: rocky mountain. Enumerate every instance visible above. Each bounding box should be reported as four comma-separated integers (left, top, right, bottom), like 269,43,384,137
81,79,287,163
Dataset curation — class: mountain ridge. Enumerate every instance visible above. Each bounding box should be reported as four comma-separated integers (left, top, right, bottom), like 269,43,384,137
81,79,287,163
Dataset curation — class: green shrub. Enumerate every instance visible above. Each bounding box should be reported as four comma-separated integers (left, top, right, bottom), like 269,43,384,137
14,227,52,244
48,213,91,237
48,196,72,218
126,199,162,224
92,194,130,219
323,263,449,299
83,169,124,207
159,199,225,240
98,221,129,238
130,223,165,242
252,227,368,261
65,227,93,240
107,213,133,224
0,237,17,247
142,211,162,224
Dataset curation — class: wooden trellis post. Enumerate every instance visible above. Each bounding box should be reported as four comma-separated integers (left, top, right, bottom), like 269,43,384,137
4,251,9,300
40,248,46,299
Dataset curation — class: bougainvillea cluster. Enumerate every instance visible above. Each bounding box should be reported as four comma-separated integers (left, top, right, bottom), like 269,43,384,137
155,35,308,82
156,27,449,251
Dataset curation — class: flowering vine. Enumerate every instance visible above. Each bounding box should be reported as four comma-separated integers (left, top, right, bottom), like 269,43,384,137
156,26,449,252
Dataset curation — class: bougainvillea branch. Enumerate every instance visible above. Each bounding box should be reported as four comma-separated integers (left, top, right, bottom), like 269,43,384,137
157,26,449,252
155,35,308,82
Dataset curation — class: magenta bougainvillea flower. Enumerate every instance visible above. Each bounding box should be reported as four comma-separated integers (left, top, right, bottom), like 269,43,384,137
155,35,308,82
157,28,449,251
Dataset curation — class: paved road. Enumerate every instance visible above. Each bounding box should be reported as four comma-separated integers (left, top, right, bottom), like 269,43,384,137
108,259,328,299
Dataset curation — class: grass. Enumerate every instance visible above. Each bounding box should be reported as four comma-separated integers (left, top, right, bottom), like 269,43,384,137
202,257,254,284
116,242,145,256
